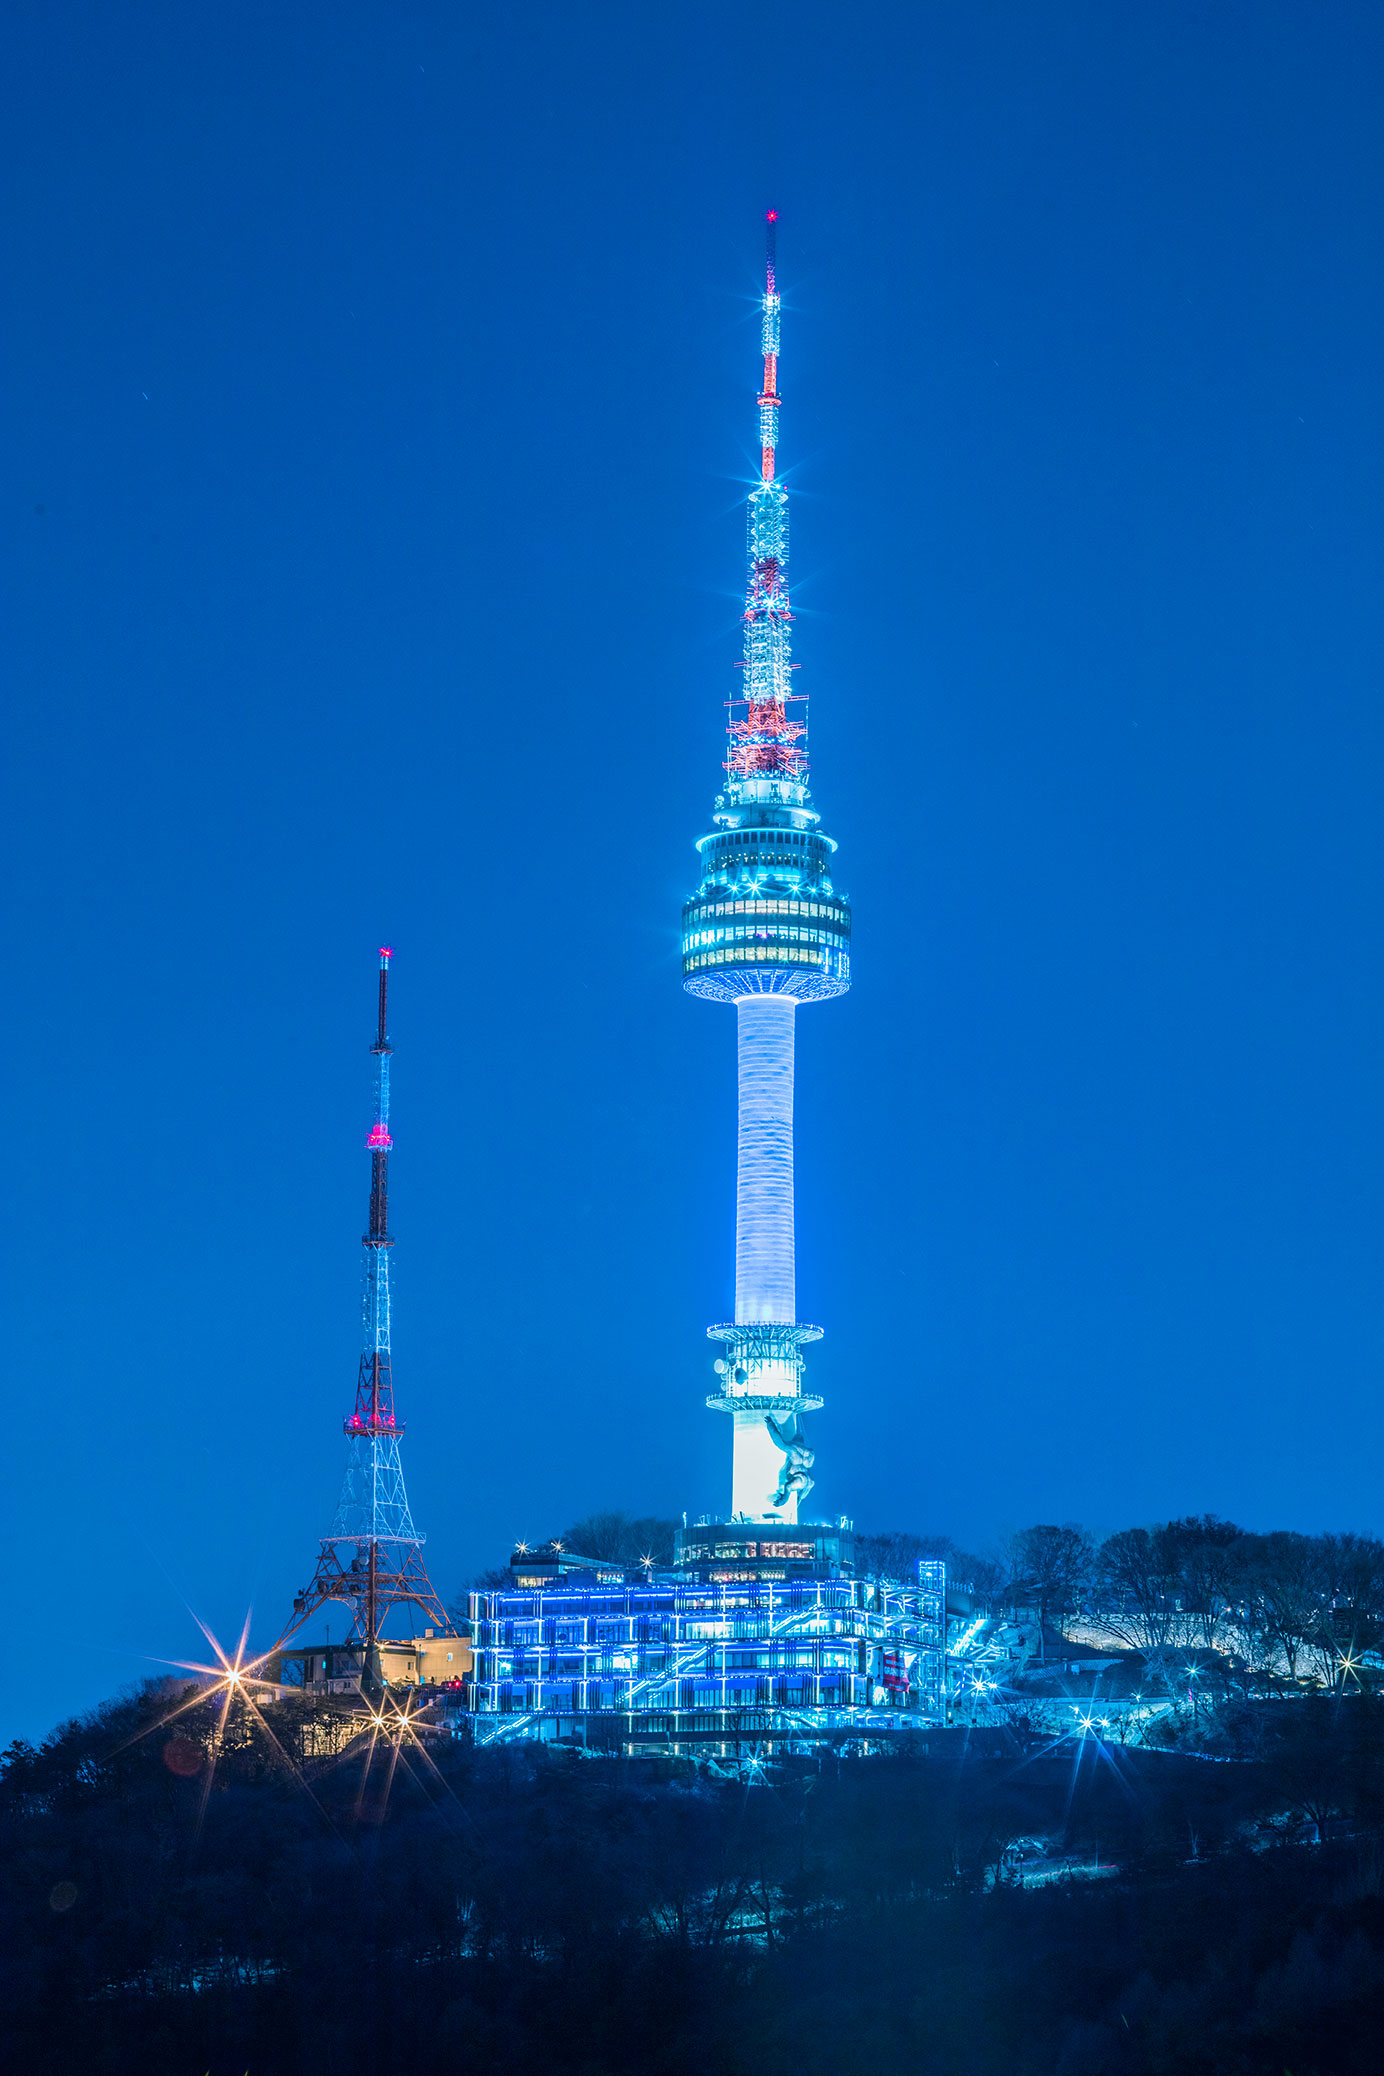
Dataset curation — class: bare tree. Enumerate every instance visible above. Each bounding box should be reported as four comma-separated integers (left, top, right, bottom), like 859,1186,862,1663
1007,1525,1093,1643
1303,1533,1384,1689
1093,1527,1180,1655
854,1530,954,1581
854,1533,1005,1605
555,1512,678,1566
1159,1516,1246,1650
1226,1531,1322,1686
959,1553,1008,1608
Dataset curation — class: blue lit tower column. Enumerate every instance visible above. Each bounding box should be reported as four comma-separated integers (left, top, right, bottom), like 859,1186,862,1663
682,214,850,1529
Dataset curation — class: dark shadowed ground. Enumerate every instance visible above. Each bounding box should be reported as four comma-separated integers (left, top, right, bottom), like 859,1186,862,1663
5,1682,1384,2073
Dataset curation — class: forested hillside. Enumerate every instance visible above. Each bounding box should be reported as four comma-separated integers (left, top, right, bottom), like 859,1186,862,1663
5,1680,1384,2073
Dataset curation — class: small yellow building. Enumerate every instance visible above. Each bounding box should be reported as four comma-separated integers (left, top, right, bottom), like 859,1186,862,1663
381,1629,472,1686
273,1628,472,1695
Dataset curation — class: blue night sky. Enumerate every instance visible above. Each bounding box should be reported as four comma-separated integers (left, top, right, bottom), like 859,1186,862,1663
5,2,1384,1742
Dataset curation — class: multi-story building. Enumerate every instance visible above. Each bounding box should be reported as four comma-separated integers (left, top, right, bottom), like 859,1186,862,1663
464,1560,944,1749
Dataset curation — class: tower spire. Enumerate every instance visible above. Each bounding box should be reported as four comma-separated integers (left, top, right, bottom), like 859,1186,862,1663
759,209,781,483
349,948,397,1437
728,208,806,796
278,949,446,1679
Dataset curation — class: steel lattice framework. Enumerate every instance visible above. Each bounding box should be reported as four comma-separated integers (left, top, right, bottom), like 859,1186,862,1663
278,950,447,1670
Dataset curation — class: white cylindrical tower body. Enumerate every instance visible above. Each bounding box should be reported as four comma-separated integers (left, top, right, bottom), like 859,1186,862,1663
731,1405,795,1521
726,994,806,1521
735,994,796,1324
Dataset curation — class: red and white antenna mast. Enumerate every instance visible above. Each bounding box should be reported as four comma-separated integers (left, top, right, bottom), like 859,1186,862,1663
726,209,805,789
278,949,447,1680
349,947,397,1437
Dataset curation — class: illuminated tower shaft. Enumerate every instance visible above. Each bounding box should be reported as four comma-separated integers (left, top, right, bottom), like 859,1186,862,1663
682,214,850,1526
730,992,800,1517
736,993,795,1323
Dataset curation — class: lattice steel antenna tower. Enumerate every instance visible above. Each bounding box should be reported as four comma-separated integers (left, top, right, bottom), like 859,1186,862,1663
681,212,851,1530
279,949,446,1678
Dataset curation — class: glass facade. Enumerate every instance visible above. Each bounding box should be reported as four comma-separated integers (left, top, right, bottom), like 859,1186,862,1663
464,1566,946,1738
681,891,851,986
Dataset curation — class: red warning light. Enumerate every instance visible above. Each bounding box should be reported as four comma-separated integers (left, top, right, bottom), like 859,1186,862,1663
766,209,778,221
379,945,393,960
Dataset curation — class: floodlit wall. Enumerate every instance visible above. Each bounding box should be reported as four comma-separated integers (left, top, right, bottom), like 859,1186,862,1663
408,1634,471,1684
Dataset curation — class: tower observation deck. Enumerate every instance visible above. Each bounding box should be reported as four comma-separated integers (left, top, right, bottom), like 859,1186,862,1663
680,212,851,1553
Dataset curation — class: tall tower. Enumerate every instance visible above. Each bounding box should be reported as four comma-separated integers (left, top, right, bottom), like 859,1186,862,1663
279,949,447,1678
681,213,851,1536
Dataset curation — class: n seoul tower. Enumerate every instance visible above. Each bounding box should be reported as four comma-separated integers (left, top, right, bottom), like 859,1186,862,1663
681,212,851,1536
